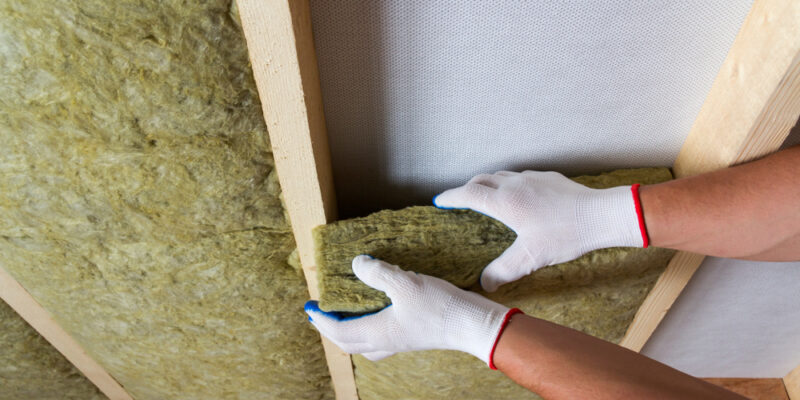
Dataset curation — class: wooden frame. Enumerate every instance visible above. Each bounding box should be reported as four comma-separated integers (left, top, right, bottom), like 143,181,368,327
620,0,800,351
0,268,132,400
236,1,358,399
1,0,797,399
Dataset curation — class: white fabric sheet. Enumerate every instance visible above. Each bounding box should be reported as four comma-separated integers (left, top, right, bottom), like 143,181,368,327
643,257,800,377
310,0,752,216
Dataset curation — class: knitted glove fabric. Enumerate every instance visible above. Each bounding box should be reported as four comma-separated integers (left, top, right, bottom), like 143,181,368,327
434,170,646,292
305,256,514,366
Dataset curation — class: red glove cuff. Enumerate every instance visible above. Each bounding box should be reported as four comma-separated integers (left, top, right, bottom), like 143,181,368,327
488,308,524,370
631,184,649,248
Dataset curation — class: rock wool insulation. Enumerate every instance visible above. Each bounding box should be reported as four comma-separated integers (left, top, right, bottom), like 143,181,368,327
0,1,332,399
315,168,676,399
0,301,106,399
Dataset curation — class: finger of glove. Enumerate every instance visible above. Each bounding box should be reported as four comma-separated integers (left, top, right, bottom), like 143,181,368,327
352,255,417,300
361,350,395,361
480,240,537,292
304,300,385,346
433,183,495,215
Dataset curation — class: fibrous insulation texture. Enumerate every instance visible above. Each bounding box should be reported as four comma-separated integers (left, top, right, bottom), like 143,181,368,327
0,1,332,399
316,167,673,312
315,168,676,399
0,300,106,400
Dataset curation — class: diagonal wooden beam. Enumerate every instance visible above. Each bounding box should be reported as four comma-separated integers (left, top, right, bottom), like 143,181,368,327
620,0,800,351
236,1,358,398
0,267,133,400
786,364,800,400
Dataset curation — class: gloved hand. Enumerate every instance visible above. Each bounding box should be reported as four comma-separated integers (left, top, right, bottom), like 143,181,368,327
305,255,520,368
434,170,647,292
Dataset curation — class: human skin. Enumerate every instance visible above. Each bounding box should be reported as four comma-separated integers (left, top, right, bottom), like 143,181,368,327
641,145,800,260
494,313,746,399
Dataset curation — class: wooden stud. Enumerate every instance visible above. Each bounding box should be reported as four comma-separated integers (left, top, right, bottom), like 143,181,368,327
0,267,132,400
619,252,705,350
620,0,800,352
703,378,790,400
786,364,800,399
236,1,358,399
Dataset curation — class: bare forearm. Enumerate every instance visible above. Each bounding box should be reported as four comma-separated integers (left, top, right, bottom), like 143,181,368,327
494,314,743,400
640,145,800,260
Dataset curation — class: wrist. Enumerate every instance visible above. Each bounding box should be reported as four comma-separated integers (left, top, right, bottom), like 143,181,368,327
487,308,524,369
443,294,517,365
575,185,647,252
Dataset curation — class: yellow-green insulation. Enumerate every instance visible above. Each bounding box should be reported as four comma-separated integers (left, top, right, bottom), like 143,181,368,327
0,1,332,398
0,300,106,399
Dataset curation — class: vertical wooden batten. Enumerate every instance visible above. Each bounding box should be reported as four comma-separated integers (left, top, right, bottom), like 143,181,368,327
236,1,358,399
0,267,133,400
620,0,800,351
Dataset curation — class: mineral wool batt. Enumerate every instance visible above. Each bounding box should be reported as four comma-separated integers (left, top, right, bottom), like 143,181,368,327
314,167,675,399
0,300,106,400
315,168,673,312
0,1,333,398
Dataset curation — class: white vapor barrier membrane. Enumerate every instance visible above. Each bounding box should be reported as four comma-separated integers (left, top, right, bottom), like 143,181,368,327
310,0,753,216
643,257,800,377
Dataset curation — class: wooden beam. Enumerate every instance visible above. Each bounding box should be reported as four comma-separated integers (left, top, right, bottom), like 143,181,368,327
236,1,358,399
703,378,789,400
0,267,132,400
619,251,705,350
620,0,800,352
786,364,800,400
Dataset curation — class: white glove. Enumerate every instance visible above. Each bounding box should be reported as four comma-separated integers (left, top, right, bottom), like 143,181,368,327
305,255,520,368
434,170,647,292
